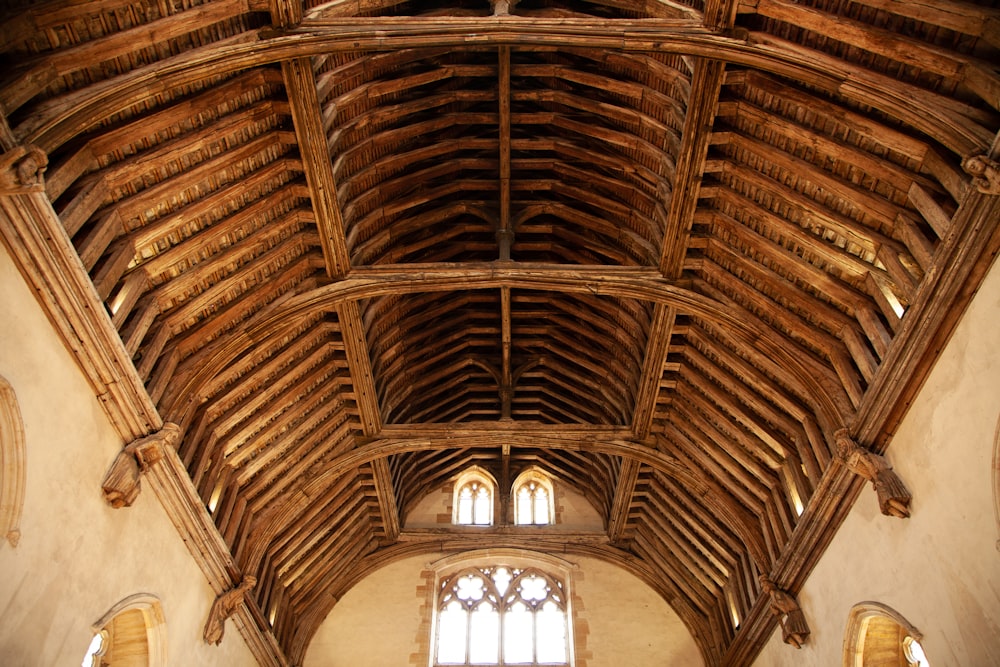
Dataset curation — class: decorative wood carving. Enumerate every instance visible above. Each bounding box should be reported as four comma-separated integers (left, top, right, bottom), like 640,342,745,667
204,575,258,646
962,155,1000,195
101,423,181,508
490,0,517,16
2,1,998,664
0,145,46,195
759,576,809,649
835,429,912,519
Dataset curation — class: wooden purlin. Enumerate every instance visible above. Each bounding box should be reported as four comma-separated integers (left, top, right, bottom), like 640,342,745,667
2,1,998,663
612,47,728,551
279,44,395,547
280,57,350,279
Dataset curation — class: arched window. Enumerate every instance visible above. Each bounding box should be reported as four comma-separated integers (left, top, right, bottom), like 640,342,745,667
843,602,929,667
453,468,496,526
81,594,166,667
0,375,25,547
434,565,571,666
513,469,554,526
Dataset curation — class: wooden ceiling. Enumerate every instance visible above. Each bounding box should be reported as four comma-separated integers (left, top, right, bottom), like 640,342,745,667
1,0,998,664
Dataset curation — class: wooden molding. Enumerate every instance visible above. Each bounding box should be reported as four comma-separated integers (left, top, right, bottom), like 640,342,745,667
0,155,160,441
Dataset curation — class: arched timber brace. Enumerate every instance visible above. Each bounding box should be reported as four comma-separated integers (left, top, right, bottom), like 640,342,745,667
1,1,997,665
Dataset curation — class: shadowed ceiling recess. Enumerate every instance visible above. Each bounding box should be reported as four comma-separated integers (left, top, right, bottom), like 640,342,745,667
1,0,998,665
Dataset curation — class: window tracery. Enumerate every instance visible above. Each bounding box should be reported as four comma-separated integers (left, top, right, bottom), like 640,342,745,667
453,468,496,526
512,470,554,526
434,565,570,666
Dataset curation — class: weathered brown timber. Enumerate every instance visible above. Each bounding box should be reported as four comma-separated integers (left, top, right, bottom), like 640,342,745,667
1,1,997,665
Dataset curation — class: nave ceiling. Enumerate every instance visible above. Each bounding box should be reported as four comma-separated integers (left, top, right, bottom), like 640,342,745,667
1,0,998,664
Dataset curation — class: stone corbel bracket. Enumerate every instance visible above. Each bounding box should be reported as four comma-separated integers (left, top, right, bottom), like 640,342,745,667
0,145,47,195
835,428,912,518
101,423,182,508
962,154,1000,196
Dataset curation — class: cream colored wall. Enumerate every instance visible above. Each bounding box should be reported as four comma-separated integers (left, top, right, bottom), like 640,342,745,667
572,556,703,667
303,554,429,667
754,257,1000,666
0,245,257,666
302,552,703,667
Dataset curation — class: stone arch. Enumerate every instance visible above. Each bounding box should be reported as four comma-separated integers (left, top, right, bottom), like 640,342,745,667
87,594,167,667
843,601,925,667
452,465,498,526
993,412,1000,553
511,466,555,526
0,375,25,547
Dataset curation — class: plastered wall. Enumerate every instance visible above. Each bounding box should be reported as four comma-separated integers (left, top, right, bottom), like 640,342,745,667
0,245,256,666
302,553,703,667
754,257,1000,666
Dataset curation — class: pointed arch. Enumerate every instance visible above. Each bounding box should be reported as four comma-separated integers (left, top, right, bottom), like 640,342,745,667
512,467,555,526
86,593,167,667
0,375,25,547
843,601,926,667
452,466,497,526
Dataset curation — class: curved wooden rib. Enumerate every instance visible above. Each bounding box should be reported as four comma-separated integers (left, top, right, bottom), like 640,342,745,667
3,1,996,664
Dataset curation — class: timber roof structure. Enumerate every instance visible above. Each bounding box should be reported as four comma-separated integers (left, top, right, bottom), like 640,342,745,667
1,0,998,665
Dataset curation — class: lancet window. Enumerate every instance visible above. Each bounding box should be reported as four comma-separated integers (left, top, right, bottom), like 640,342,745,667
513,471,554,526
453,469,496,526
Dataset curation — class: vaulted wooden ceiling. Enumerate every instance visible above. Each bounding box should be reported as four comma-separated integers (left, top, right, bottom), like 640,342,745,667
1,0,998,665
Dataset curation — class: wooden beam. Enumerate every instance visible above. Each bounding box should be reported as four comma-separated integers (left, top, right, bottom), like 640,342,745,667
498,45,512,255
16,15,991,165
371,458,400,542
755,0,978,79
280,57,350,278
607,458,641,544
337,301,380,433
159,262,848,430
0,149,159,441
631,305,678,436
659,59,725,277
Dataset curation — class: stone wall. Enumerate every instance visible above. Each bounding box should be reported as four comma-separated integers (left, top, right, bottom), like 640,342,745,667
754,256,1000,666
0,244,257,667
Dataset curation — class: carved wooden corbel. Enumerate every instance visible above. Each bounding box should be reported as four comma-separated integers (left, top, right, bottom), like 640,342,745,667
835,428,911,518
101,423,181,508
759,576,809,648
0,145,47,195
961,154,1000,195
490,0,517,16
204,575,257,645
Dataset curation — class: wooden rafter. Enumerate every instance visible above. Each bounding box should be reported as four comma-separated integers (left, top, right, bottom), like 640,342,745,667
3,1,998,664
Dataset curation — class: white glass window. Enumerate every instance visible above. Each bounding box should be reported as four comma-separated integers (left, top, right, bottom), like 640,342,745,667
513,472,553,526
455,479,493,526
434,566,570,666
81,631,107,667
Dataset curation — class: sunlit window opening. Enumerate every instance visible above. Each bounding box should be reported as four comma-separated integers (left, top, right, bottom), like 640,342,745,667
81,631,107,667
904,636,930,667
513,471,554,526
435,566,570,666
453,469,496,526
457,481,493,525
844,602,928,667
